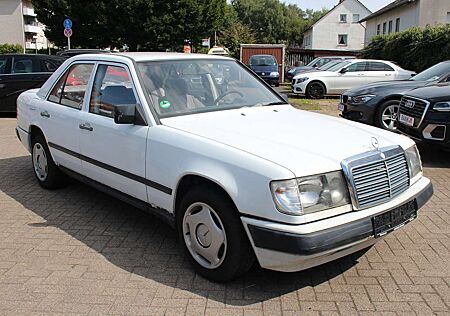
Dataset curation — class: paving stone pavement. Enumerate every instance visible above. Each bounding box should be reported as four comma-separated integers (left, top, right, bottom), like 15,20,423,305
0,114,449,316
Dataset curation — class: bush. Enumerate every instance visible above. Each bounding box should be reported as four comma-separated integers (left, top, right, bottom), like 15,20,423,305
0,43,23,54
360,25,450,72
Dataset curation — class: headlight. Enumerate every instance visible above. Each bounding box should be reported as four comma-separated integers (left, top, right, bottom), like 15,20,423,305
405,145,422,182
270,171,351,216
350,94,376,105
295,77,309,83
433,101,450,111
270,72,279,77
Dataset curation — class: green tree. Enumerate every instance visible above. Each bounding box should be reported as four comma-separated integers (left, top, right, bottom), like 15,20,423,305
221,21,256,58
31,0,226,51
0,43,23,54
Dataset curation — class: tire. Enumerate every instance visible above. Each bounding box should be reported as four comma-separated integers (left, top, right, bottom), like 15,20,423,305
177,186,255,282
31,133,66,189
274,82,280,87
306,81,326,99
376,100,400,131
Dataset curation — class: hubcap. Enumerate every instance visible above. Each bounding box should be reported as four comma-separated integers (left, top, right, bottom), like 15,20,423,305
182,202,227,269
381,104,399,130
32,143,48,181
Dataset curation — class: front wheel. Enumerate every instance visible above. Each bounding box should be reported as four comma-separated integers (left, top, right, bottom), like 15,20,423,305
306,81,326,99
376,100,400,131
177,186,255,282
31,134,66,189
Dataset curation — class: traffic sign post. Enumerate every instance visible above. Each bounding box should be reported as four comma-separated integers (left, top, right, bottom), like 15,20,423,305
63,19,72,50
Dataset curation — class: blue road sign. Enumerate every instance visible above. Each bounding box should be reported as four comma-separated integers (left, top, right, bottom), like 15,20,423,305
63,19,72,29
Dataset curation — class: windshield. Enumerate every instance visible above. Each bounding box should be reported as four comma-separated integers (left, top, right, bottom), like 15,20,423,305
249,55,277,66
138,59,284,118
328,61,351,72
411,62,450,81
306,57,320,67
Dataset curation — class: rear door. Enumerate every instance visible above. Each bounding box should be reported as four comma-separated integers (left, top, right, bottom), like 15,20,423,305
0,56,12,111
365,62,395,83
38,62,95,173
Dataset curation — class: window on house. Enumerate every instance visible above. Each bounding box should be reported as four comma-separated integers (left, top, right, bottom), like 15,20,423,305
338,34,348,46
395,18,400,32
383,22,387,34
388,20,393,33
352,14,360,23
340,14,347,23
377,24,381,35
447,12,450,23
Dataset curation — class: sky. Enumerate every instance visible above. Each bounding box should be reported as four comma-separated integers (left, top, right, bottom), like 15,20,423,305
283,0,393,12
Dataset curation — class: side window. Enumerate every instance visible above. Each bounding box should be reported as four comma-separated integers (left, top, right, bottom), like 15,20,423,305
12,57,37,73
368,62,394,71
44,60,61,72
0,57,7,74
47,63,94,109
89,64,136,118
346,62,367,72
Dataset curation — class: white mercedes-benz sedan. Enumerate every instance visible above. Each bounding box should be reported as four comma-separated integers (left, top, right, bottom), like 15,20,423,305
16,53,432,282
292,59,416,99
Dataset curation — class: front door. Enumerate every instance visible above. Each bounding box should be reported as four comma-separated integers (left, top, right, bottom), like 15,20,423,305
332,62,369,94
78,63,148,202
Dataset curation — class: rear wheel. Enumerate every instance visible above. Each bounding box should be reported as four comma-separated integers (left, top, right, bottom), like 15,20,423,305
377,100,400,131
31,134,66,189
306,81,326,99
177,186,255,282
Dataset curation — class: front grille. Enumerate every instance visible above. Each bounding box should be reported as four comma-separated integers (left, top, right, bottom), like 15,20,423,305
342,146,410,209
399,96,429,127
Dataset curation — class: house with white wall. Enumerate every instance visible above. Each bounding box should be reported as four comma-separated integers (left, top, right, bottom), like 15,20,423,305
302,0,372,52
361,0,450,46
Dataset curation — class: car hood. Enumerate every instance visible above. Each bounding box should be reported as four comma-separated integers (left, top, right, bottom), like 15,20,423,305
161,105,414,177
406,83,450,102
251,65,278,72
344,80,428,96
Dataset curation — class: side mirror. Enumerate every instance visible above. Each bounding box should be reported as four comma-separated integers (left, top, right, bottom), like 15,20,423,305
339,68,348,74
280,93,289,103
114,104,137,124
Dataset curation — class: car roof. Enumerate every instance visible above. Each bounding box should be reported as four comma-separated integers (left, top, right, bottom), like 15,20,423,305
69,52,233,62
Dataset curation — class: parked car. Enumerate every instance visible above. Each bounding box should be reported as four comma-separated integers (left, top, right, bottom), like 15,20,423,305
397,83,450,150
339,61,450,131
0,54,65,113
248,54,280,86
286,56,355,81
56,49,110,58
16,53,432,282
292,59,416,99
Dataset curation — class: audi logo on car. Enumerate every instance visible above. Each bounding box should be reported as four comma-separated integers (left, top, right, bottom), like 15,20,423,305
405,100,415,108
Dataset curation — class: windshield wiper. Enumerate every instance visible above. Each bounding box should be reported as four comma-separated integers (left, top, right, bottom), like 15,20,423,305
262,101,288,106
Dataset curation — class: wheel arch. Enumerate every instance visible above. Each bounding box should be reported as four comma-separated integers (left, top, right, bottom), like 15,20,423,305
174,173,239,219
306,80,327,97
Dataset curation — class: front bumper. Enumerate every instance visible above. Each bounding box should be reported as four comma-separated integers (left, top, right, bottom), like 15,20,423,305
259,76,279,85
292,82,307,95
339,99,380,125
241,177,432,272
397,122,450,150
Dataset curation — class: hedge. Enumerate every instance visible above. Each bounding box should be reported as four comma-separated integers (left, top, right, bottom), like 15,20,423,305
0,43,23,54
360,25,450,72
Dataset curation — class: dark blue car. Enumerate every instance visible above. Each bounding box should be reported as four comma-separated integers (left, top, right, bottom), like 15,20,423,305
248,55,280,87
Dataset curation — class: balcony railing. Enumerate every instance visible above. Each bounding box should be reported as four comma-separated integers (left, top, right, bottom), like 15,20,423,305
22,7,36,16
24,24,41,33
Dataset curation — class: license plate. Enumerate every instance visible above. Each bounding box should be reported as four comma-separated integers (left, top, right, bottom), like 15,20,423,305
372,200,417,238
399,113,414,127
338,103,345,112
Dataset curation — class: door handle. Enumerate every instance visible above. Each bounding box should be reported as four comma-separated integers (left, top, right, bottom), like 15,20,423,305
79,123,93,131
40,111,50,118
385,74,392,76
